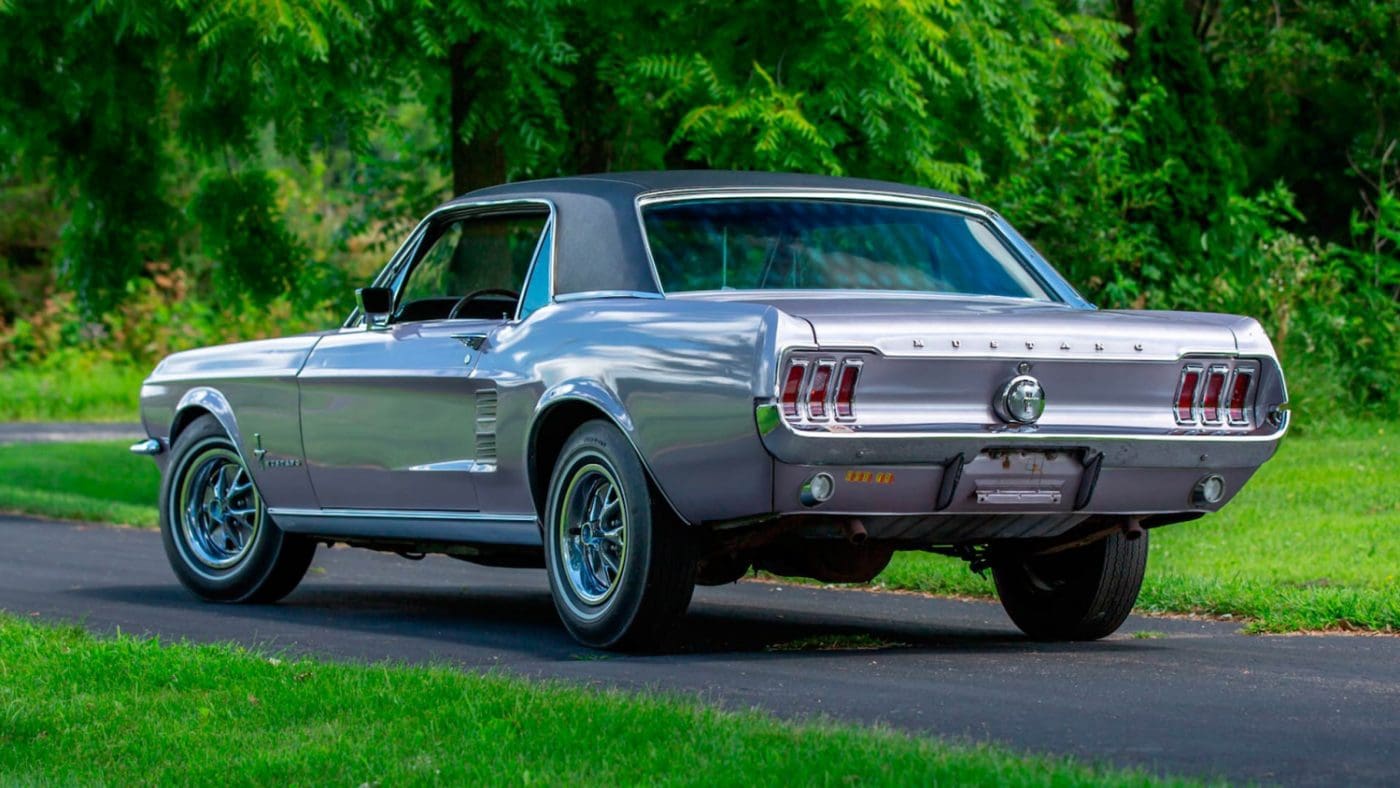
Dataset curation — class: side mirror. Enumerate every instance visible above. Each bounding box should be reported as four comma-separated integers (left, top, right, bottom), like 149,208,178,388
356,287,393,330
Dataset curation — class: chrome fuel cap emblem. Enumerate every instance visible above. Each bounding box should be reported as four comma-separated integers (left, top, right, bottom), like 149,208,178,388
995,375,1045,424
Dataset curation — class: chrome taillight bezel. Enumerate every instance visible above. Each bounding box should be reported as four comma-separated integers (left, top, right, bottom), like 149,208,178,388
779,353,865,424
1174,364,1205,425
1200,365,1230,425
1175,359,1259,428
1226,367,1256,426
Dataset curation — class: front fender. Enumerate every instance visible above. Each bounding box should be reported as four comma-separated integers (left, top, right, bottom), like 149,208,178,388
173,386,246,450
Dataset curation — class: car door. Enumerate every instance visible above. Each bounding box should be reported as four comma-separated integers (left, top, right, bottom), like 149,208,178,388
297,204,551,512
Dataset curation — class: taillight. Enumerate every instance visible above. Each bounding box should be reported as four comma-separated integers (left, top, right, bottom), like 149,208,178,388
1174,361,1257,427
779,355,864,423
1227,369,1254,425
834,363,860,420
806,362,834,420
780,363,807,419
1174,366,1202,423
1201,366,1228,423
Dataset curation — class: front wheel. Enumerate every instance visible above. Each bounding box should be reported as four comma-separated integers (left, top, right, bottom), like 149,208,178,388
543,420,696,650
993,530,1148,641
159,415,316,603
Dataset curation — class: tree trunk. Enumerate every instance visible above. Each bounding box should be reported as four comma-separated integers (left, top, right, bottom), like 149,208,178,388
450,39,505,196
1114,0,1139,70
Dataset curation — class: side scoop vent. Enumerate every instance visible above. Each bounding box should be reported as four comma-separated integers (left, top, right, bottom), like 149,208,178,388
475,389,498,462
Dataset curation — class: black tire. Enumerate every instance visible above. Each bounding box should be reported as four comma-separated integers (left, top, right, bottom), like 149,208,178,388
992,530,1148,641
543,420,696,650
159,414,315,603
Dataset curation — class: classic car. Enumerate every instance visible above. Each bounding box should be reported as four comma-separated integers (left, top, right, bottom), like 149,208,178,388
133,170,1289,649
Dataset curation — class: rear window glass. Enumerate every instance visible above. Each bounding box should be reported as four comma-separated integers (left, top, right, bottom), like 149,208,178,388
641,198,1052,300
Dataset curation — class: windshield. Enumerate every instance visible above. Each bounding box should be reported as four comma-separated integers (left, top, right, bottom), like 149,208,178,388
641,198,1053,300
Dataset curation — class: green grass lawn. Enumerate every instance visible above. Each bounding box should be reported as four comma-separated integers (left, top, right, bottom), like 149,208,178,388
0,363,145,422
0,440,159,527
2,423,1395,633
0,617,1168,786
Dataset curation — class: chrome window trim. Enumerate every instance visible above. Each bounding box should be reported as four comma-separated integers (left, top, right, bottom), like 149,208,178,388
553,290,666,303
632,188,1069,304
514,215,556,321
344,197,558,329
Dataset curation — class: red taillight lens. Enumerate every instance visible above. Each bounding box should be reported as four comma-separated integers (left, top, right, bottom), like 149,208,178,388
1227,370,1253,424
807,362,834,420
834,364,860,419
780,364,806,419
1201,368,1228,423
1175,368,1201,423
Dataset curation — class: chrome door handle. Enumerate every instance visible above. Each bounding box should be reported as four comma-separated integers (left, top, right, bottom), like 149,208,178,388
451,333,488,350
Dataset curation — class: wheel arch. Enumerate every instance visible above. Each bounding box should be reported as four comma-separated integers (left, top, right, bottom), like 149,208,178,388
527,384,689,526
170,387,245,448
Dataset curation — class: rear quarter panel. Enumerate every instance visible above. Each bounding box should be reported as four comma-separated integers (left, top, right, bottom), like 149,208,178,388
483,298,811,524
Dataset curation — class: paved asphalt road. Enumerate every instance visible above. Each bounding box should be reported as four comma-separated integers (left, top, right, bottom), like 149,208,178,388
3,516,1396,785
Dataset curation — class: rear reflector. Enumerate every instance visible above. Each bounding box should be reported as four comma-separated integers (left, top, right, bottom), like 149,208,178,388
1174,367,1202,423
1200,367,1228,423
834,364,860,420
1227,369,1254,424
807,362,834,420
780,363,806,419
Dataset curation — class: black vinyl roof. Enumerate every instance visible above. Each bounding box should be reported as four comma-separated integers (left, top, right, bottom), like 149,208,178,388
440,170,983,296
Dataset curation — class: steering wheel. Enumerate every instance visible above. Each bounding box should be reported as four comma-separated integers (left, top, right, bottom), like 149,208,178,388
447,288,520,320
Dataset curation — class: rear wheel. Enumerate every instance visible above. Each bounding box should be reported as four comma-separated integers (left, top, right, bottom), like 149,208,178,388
159,415,315,603
543,420,696,650
992,530,1148,641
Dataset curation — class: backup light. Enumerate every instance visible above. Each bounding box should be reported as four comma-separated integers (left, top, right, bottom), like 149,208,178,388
1193,474,1226,506
801,472,835,506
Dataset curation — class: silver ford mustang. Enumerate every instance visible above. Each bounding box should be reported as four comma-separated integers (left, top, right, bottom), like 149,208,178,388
133,171,1288,649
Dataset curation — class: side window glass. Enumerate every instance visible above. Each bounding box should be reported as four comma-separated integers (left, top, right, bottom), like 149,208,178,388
517,222,553,320
393,210,548,323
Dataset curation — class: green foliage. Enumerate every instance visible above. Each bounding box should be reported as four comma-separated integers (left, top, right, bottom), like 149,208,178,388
190,170,306,302
0,0,1396,418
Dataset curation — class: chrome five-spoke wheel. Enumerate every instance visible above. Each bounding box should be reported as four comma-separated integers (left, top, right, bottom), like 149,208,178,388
178,446,262,569
159,414,315,603
557,463,628,606
543,420,697,650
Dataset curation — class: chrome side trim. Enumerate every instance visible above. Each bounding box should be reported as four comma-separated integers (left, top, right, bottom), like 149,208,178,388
129,438,164,456
553,290,666,303
755,402,1290,444
270,507,536,522
268,507,540,547
405,460,498,473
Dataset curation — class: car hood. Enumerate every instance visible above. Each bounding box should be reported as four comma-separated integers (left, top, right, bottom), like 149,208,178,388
671,291,1255,360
